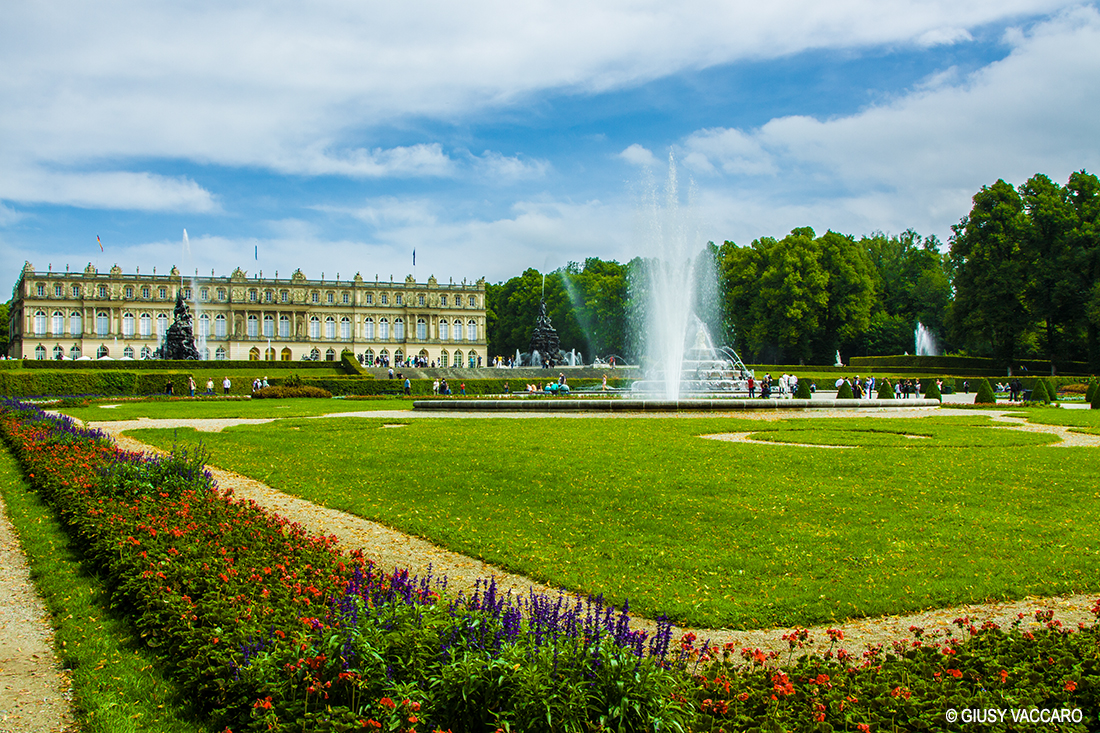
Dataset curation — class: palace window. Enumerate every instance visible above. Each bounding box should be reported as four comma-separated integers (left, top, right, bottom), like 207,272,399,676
439,319,448,340
279,315,290,338
70,311,82,336
98,285,107,298
142,286,151,298
440,295,447,306
54,284,63,297
263,314,274,338
380,294,388,305
52,311,64,335
215,314,227,338
325,348,336,361
249,289,257,302
35,344,46,360
123,346,135,359
36,283,45,297
34,310,46,335
125,285,134,298
96,311,110,336
342,292,350,304
394,317,404,340
340,316,351,340
395,294,402,305
199,313,209,337
183,287,192,300
326,292,334,304
215,346,227,360
280,290,288,303
467,320,477,341
453,319,463,341
264,290,273,303
379,318,389,340
200,287,209,301
141,346,152,360
140,313,152,337
364,317,374,340
453,350,463,367
324,316,336,339
53,345,65,360
217,288,226,301
364,293,373,305
69,344,82,359
309,316,320,339
310,347,320,360
439,350,448,368
72,284,81,298
248,314,258,338
469,352,477,368
158,287,167,299
122,312,135,336
416,318,426,340
156,313,168,335
97,345,109,359
311,291,319,303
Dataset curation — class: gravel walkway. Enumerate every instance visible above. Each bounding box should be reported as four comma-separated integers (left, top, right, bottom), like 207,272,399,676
86,408,1100,659
0,494,74,733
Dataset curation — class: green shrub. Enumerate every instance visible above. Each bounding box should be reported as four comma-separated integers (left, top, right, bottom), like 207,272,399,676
1044,378,1059,403
974,378,996,405
923,379,942,402
1030,379,1049,404
251,385,333,399
836,380,854,399
1086,380,1096,403
1092,382,1100,410
876,379,894,399
795,378,812,399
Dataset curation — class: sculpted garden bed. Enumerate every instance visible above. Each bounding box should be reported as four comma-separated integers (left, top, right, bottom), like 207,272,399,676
1,400,1098,731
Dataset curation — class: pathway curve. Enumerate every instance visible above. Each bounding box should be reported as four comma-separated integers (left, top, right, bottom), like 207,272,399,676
0,491,74,733
83,407,1100,658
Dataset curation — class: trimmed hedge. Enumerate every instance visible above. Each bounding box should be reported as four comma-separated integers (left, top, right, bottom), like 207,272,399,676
876,379,894,399
1030,380,1050,404
923,379,942,402
22,358,353,372
252,385,333,399
795,378,812,399
836,380,854,399
850,354,1090,375
974,379,996,405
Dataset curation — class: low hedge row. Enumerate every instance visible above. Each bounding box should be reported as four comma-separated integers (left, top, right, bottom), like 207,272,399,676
850,354,1092,375
21,358,355,372
252,385,333,399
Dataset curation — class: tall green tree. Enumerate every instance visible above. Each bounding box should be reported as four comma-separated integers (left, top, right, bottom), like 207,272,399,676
813,230,876,362
1064,171,1100,370
949,179,1031,366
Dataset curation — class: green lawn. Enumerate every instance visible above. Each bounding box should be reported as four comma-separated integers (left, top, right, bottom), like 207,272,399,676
60,396,411,422
128,412,1095,631
1003,408,1100,435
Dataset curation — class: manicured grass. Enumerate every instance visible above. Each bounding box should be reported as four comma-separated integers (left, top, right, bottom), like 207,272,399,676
130,412,1095,631
1003,408,1100,435
58,396,411,422
0,449,212,733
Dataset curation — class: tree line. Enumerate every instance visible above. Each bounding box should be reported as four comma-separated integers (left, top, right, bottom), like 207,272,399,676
488,170,1099,371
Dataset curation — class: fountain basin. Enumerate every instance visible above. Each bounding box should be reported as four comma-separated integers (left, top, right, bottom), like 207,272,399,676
413,398,942,412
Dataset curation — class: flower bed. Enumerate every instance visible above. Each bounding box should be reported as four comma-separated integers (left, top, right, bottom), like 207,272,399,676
2,400,1099,732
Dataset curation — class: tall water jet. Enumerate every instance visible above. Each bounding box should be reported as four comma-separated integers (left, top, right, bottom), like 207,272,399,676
914,322,939,357
637,153,710,399
182,229,207,359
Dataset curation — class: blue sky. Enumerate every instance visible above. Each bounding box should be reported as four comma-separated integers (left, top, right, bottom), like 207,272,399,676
2,1,1099,290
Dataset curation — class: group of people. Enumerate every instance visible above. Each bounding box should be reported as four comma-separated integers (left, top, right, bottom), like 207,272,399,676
996,379,1025,401
747,373,807,399
431,378,464,395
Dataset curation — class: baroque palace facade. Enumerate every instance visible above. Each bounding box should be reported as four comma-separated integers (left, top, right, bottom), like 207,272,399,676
8,262,488,366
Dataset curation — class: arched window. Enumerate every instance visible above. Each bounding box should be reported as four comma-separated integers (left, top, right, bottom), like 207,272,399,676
379,348,389,364
325,348,336,361
325,316,336,339
263,314,274,338
35,344,46,360
97,344,109,359
52,344,64,360
379,318,389,340
140,346,152,360
439,350,448,368
395,349,404,364
247,314,259,338
140,312,152,337
52,311,64,335
364,317,374,340
122,312,135,336
453,350,463,367
123,346,135,359
309,316,320,339
453,319,464,341
340,316,351,340
467,319,477,342
156,313,168,336
364,348,375,364
34,310,46,335
469,352,477,368
215,314,227,338
439,319,449,341
310,347,320,360
69,344,81,360
280,347,292,361
70,311,82,336
248,347,260,361
199,313,209,337
416,318,427,340
394,317,404,340
265,347,276,361
96,311,110,336
215,346,227,360
279,315,290,338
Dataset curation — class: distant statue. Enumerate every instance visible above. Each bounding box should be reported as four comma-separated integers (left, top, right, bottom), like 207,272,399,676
154,291,201,360
834,350,844,368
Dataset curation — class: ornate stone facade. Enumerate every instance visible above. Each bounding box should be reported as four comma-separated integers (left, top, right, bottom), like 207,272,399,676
8,262,487,366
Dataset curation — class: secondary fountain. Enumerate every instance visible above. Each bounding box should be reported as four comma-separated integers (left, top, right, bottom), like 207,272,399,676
914,322,939,357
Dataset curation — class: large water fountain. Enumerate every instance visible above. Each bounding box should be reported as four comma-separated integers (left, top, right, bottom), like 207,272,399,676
914,322,939,357
630,154,750,399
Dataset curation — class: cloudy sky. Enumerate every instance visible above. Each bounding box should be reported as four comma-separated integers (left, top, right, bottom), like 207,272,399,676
2,1,1098,289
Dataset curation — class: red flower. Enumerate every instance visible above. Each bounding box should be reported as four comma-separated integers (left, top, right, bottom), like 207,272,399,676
1065,680,1078,692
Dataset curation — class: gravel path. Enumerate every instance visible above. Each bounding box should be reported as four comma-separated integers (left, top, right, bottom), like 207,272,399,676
85,408,1100,659
0,494,74,733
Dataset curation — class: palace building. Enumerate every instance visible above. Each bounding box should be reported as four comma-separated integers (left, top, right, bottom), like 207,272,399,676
8,262,488,366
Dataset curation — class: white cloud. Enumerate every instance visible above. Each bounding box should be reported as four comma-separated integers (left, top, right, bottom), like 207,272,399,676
287,143,456,178
0,169,218,212
471,151,550,182
620,144,659,168
669,5,1100,244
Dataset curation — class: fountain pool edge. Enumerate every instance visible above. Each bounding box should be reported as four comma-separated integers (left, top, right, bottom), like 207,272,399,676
412,398,942,412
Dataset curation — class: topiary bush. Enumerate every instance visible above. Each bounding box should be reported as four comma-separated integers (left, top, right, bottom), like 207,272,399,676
1092,382,1100,410
836,380,854,399
795,378,812,399
974,378,996,405
923,379,942,402
1086,380,1096,404
876,379,894,399
251,385,333,399
1044,379,1059,403
1029,379,1049,404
